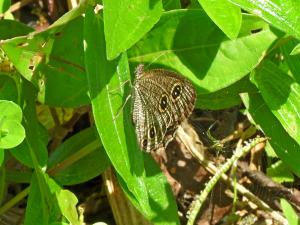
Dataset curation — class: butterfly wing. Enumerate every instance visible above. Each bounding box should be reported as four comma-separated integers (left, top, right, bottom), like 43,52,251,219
132,69,196,152
132,82,172,152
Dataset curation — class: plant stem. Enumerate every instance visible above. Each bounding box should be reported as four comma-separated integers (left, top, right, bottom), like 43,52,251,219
186,136,267,225
0,186,30,215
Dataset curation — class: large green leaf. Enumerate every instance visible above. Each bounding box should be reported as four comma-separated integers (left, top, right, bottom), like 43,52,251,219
85,6,149,214
48,127,110,185
103,0,163,59
56,189,79,225
128,10,277,94
251,61,300,146
281,39,300,84
0,75,18,102
0,0,11,14
37,17,88,107
290,43,300,56
197,75,256,109
118,153,180,224
280,199,299,225
238,14,269,37
5,170,32,183
25,172,80,225
0,150,3,166
241,92,300,176
0,17,89,108
84,7,179,224
229,0,300,40
25,171,65,225
0,19,33,39
267,160,294,183
163,0,181,10
9,80,48,168
25,173,58,225
198,0,242,39
0,32,55,85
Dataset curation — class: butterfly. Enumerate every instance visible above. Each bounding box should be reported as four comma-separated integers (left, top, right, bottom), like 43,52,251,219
132,64,196,152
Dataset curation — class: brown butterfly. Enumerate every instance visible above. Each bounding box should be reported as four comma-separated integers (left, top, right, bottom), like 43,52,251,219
132,64,196,152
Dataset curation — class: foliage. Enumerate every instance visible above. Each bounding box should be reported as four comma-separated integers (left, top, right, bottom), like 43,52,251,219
0,0,299,224
281,199,300,225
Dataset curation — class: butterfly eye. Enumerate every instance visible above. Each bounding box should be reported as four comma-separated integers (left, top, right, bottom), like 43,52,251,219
172,84,182,100
149,127,156,139
159,95,168,111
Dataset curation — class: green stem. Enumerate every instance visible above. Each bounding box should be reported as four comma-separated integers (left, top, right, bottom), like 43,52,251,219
187,137,267,225
0,186,30,215
47,139,100,175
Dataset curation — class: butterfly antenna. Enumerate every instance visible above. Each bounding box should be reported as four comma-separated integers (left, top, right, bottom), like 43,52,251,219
113,94,132,121
109,79,131,94
146,52,165,69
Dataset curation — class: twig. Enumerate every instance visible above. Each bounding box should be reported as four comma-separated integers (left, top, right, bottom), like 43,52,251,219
176,125,287,225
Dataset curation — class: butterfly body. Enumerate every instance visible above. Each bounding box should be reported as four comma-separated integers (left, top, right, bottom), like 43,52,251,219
132,65,196,152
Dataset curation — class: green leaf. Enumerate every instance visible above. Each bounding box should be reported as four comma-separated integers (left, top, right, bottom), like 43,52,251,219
0,32,55,84
280,39,300,84
0,75,18,102
238,14,269,37
10,120,48,168
251,61,300,146
0,100,22,122
84,6,149,211
0,100,25,149
198,75,256,109
187,0,201,8
1,17,89,108
264,141,277,158
128,9,277,93
280,199,300,225
267,160,294,183
56,190,79,225
36,17,89,107
229,0,300,40
290,43,300,55
0,19,33,39
9,80,48,168
0,150,4,166
84,8,179,224
103,0,163,59
0,0,11,13
48,127,110,185
198,0,242,39
163,0,181,10
25,172,80,225
241,92,300,176
119,153,180,225
0,120,25,149
25,173,61,225
6,170,32,183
